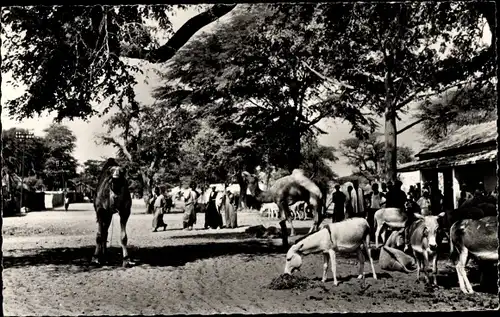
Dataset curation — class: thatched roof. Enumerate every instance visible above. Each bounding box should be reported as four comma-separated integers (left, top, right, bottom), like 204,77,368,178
398,148,497,172
417,121,497,158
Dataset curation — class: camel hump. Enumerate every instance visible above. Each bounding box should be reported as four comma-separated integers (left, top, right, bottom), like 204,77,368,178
290,170,322,198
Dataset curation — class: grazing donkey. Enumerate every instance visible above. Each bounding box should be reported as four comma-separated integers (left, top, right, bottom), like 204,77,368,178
449,216,498,294
92,158,132,267
284,217,377,285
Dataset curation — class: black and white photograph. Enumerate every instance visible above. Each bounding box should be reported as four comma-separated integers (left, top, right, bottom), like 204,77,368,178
0,2,498,315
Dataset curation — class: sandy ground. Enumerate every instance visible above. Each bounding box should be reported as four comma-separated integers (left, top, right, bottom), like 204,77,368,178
2,202,498,315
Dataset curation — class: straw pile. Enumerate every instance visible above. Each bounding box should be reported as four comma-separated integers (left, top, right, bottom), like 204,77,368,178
268,274,310,290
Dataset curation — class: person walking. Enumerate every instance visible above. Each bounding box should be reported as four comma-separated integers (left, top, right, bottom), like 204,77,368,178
182,182,198,231
367,183,384,239
152,186,167,232
331,184,346,223
63,190,70,212
205,186,222,229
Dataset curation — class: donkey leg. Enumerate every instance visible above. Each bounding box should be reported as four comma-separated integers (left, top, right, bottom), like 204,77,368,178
120,210,131,267
356,248,365,280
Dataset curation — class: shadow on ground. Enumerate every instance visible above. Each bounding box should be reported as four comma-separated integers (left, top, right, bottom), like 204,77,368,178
3,238,282,272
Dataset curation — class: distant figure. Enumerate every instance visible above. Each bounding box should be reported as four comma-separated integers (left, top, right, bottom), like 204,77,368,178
458,190,467,208
490,186,498,200
331,184,346,223
345,185,354,218
352,180,365,218
148,187,159,214
417,190,432,216
205,186,222,230
381,182,388,196
182,182,198,231
152,186,167,232
64,191,70,212
368,183,384,240
385,180,407,211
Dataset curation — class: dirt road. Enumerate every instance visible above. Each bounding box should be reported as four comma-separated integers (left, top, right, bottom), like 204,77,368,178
3,203,498,315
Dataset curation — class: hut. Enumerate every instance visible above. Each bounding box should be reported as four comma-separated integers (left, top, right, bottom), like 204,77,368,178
397,121,497,210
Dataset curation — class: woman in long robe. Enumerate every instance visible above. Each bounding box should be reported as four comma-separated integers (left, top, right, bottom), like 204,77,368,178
223,191,237,228
182,183,198,230
152,186,167,232
205,187,221,229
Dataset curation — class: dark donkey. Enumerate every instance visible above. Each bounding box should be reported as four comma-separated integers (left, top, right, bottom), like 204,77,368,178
92,158,132,267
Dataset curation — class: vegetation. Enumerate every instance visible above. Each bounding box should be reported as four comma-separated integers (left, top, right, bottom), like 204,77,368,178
339,133,414,182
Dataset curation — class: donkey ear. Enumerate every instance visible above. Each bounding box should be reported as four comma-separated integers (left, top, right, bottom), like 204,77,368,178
414,213,424,219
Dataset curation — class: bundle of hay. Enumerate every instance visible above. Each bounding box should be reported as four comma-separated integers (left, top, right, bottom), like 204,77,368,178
269,274,310,290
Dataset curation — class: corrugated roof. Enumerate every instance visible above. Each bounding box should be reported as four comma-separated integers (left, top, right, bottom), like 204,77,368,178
398,148,497,172
418,121,497,156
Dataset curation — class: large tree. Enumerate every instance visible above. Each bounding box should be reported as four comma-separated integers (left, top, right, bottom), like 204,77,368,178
1,4,237,121
265,2,495,182
340,132,414,182
157,4,375,174
42,124,78,190
2,128,48,179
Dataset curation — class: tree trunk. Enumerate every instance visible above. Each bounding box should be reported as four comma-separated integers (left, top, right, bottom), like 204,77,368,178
384,64,398,183
141,170,154,214
384,109,398,183
1,79,4,312
288,125,302,172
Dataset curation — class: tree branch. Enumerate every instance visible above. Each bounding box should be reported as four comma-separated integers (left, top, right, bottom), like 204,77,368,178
121,4,237,63
301,61,355,90
110,136,133,162
397,118,425,135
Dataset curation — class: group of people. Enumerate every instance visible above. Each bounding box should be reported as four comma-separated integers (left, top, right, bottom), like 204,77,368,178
151,182,197,232
330,180,409,230
151,183,239,232
329,178,497,228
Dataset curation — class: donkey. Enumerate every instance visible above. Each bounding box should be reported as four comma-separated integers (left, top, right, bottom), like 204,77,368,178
92,158,132,267
449,216,498,294
284,217,377,285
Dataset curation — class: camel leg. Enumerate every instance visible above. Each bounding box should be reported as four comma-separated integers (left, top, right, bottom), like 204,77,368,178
328,249,338,286
308,199,323,234
119,210,131,268
322,253,330,282
279,202,295,237
100,212,113,265
92,208,109,265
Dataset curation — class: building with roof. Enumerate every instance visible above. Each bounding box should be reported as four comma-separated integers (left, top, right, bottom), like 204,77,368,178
397,120,497,210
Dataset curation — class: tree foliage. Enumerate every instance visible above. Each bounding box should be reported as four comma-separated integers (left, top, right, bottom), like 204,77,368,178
42,124,78,189
2,128,47,178
340,133,414,182
1,4,236,121
264,2,495,181
156,4,376,172
415,82,497,143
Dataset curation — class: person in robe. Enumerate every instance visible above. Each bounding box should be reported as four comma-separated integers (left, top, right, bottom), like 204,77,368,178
367,183,384,240
182,182,198,231
417,189,432,216
345,185,354,219
331,184,346,223
205,186,222,229
63,190,70,212
152,186,167,232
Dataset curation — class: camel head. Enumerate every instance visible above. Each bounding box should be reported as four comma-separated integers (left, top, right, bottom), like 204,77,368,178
241,171,260,196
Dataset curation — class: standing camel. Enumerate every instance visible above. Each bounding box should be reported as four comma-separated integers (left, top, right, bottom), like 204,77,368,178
241,169,325,249
91,158,132,267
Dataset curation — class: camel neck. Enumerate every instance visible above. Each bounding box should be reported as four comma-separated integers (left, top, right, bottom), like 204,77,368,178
255,187,274,203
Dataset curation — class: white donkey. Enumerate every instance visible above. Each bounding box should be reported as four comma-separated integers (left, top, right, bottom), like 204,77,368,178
284,217,377,285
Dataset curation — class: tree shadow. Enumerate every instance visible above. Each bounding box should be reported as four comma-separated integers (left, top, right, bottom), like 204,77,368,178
3,239,282,272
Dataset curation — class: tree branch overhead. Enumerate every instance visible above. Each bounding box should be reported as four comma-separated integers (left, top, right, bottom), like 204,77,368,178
122,4,237,62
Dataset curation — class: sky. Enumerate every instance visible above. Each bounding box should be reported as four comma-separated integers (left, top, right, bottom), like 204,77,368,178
1,5,491,177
